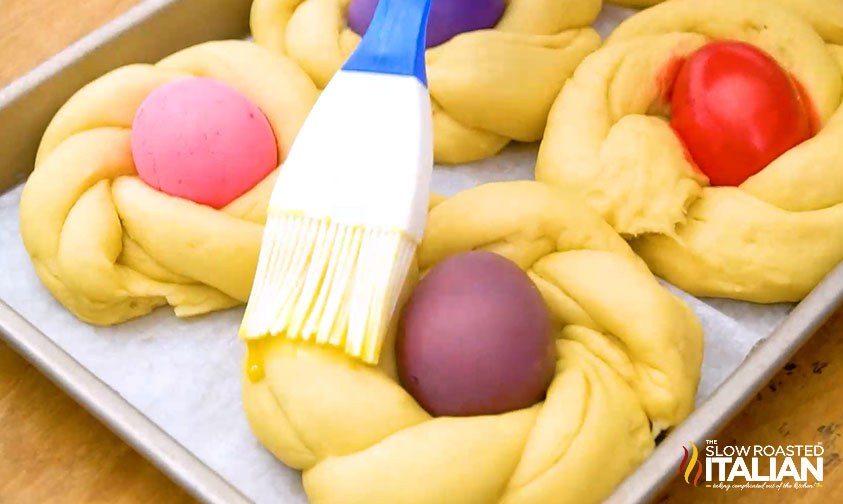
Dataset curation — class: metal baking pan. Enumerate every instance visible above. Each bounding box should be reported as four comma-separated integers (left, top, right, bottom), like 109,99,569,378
1,0,842,502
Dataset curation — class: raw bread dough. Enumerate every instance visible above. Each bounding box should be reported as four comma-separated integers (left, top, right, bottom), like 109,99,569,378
242,181,703,504
537,0,843,302
250,0,602,164
606,0,843,45
20,41,319,325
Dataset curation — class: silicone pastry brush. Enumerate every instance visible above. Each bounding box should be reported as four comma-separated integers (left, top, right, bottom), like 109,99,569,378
240,0,434,363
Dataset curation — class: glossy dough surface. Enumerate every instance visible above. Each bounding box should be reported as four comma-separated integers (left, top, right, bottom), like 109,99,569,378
20,41,319,325
536,0,843,302
250,0,602,164
242,181,703,504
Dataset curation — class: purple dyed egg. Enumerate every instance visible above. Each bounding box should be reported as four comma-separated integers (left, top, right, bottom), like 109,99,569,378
397,251,556,417
347,0,506,48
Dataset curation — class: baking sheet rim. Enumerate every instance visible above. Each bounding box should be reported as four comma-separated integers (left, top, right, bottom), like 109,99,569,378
606,260,843,502
4,250,841,504
0,300,251,504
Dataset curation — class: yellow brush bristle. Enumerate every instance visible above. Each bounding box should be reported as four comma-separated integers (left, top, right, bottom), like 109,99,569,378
240,211,416,364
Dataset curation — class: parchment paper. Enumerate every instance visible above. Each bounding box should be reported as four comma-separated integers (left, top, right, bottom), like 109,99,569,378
0,6,795,504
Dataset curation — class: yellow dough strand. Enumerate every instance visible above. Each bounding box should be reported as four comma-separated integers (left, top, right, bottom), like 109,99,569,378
241,181,704,504
537,0,843,303
250,0,602,164
240,213,416,364
19,40,319,326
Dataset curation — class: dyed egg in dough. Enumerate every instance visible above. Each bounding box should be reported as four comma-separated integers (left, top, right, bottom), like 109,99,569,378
131,77,278,209
398,251,556,417
670,41,815,186
347,0,506,48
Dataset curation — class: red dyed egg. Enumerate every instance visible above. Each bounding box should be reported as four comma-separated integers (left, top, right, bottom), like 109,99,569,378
397,251,556,417
671,41,814,186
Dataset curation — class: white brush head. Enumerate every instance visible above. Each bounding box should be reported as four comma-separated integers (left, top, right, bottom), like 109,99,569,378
240,69,433,363
269,70,433,241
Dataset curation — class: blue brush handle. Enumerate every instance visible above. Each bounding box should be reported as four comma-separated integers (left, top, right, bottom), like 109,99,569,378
342,0,433,86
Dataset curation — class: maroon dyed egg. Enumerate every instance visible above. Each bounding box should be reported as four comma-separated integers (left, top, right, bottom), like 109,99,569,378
398,251,556,417
347,0,506,48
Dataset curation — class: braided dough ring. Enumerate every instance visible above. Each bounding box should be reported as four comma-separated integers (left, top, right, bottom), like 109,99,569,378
20,41,319,325
536,0,843,302
242,181,703,504
605,0,843,46
250,0,602,164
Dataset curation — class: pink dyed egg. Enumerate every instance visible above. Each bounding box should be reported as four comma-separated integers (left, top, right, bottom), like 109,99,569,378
131,77,278,209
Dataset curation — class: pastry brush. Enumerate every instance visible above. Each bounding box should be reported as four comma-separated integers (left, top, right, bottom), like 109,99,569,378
240,0,434,363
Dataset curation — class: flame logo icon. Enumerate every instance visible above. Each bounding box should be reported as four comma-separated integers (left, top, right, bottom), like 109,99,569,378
679,441,703,486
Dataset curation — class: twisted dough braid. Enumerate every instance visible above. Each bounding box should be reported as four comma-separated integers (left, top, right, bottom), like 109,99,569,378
605,0,843,46
20,41,319,325
537,0,843,302
250,0,602,164
242,181,702,504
